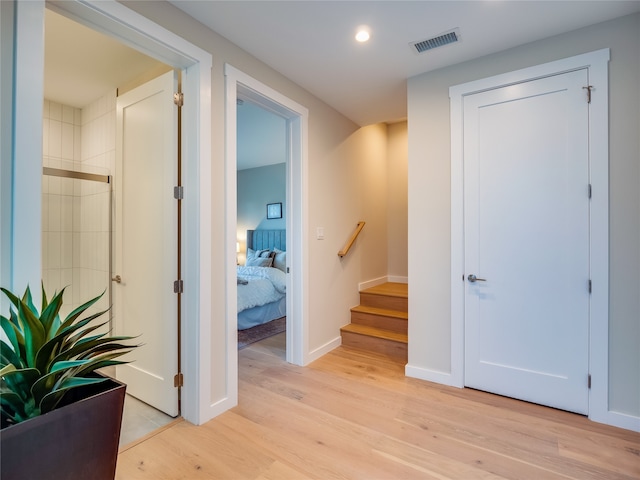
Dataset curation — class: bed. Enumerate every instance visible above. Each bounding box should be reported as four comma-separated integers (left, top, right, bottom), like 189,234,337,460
237,229,287,330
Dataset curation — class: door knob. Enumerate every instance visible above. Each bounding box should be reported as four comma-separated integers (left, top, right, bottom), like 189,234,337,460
112,275,122,283
467,274,486,282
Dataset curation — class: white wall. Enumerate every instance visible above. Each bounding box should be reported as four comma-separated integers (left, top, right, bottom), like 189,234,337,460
0,0,15,306
387,122,408,279
407,13,640,420
122,1,391,407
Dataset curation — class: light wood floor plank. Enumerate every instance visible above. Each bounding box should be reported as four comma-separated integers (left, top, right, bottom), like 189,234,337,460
116,334,640,479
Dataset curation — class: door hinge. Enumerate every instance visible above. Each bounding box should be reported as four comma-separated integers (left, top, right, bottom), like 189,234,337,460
174,372,184,388
588,184,592,199
588,279,592,294
582,85,593,103
174,185,184,200
174,279,184,294
173,92,184,107
588,374,592,389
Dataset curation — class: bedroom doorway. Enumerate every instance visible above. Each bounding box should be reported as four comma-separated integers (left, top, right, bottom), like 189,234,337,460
236,98,288,358
224,64,309,402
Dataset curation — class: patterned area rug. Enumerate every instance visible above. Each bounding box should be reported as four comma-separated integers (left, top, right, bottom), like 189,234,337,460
238,317,286,350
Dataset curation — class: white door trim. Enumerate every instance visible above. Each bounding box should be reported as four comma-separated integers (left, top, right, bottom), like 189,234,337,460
449,49,626,429
224,65,310,401
15,0,212,425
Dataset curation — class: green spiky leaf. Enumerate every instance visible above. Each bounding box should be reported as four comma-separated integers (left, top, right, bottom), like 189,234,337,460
1,285,138,427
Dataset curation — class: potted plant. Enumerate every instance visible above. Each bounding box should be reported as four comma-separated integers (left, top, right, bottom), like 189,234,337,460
1,284,138,480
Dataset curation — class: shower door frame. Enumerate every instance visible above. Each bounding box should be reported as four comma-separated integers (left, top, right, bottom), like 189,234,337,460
42,166,114,329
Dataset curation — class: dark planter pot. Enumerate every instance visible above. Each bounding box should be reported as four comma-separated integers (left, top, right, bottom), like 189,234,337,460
1,375,126,480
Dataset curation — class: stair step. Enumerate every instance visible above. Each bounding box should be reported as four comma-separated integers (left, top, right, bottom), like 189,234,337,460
340,324,407,360
360,282,408,312
350,305,407,333
340,323,407,344
351,304,408,319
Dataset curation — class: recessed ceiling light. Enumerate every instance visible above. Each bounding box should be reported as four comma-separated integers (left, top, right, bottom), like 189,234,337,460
355,27,370,43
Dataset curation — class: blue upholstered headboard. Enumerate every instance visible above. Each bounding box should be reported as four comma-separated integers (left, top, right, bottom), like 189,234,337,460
246,230,286,251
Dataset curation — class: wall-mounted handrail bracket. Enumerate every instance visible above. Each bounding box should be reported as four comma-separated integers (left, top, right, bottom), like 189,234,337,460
338,221,365,257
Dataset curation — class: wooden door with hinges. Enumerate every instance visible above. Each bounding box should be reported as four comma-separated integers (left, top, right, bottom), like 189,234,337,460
463,69,590,414
114,70,180,417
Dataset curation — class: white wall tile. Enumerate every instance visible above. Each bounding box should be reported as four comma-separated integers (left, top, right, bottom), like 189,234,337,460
61,176,74,196
61,122,74,160
48,194,61,232
61,195,73,232
73,232,81,267
48,232,61,269
49,101,62,121
49,119,62,159
60,268,73,291
49,175,61,196
74,125,82,161
42,194,49,232
62,105,74,124
42,118,50,156
42,231,50,269
61,232,73,269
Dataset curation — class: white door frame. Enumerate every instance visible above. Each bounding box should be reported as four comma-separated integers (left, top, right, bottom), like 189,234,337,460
13,0,212,425
449,49,628,429
224,64,309,404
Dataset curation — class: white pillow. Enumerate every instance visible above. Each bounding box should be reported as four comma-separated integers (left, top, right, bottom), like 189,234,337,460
245,256,273,267
246,248,271,261
273,248,286,272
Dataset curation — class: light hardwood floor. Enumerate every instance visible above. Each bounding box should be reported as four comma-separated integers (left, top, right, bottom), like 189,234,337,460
116,333,640,479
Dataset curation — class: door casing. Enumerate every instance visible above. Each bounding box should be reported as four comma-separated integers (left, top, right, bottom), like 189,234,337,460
450,49,613,425
224,64,310,408
14,0,213,425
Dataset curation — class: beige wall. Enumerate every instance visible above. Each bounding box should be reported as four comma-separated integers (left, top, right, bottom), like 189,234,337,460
407,13,640,417
387,122,408,278
121,1,395,404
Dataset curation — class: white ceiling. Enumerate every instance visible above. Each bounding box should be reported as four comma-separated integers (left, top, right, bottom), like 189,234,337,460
168,0,640,126
44,1,640,128
44,9,166,109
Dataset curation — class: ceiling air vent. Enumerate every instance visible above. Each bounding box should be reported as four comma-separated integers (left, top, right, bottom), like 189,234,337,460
411,28,460,54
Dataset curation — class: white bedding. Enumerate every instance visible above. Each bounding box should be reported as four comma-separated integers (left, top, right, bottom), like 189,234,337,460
237,266,286,313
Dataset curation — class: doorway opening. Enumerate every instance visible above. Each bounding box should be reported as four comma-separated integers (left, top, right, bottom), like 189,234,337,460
42,10,179,443
224,64,309,405
20,0,213,425
236,96,288,359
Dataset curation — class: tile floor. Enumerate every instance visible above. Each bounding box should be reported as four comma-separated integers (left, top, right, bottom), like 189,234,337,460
119,394,175,447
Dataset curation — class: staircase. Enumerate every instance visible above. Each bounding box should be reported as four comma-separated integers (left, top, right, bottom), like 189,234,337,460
340,282,408,362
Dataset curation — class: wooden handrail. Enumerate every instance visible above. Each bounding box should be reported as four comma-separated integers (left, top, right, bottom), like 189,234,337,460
338,221,365,257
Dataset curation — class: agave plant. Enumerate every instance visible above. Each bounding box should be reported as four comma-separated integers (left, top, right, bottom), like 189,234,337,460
0,285,137,428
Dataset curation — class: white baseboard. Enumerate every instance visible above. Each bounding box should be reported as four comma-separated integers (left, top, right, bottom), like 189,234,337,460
405,364,463,388
203,395,236,425
388,275,408,284
306,336,342,364
358,275,408,291
358,276,388,291
591,409,640,432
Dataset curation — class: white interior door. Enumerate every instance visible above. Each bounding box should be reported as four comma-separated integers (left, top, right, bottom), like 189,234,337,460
463,69,590,414
115,71,179,417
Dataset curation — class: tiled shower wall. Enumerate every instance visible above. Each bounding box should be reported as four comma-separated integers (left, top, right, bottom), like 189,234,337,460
42,91,116,317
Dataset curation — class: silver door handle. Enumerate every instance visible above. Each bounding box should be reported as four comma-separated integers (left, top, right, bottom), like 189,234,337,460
467,274,486,282
112,275,122,283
